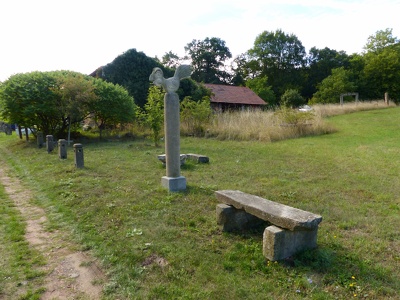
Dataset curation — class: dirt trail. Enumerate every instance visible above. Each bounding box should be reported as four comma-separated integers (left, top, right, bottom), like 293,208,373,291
0,166,106,299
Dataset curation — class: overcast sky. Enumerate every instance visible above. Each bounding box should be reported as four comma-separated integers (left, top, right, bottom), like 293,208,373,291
1,0,399,82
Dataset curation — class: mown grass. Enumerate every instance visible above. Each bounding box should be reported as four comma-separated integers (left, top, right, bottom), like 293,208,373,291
0,179,46,299
0,105,399,299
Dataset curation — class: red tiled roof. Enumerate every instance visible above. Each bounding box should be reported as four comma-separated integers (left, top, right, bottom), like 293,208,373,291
204,84,266,106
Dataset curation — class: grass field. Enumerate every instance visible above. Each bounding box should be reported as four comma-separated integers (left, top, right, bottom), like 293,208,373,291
0,105,399,299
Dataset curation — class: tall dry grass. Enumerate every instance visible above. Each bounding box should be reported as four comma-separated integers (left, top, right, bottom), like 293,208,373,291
207,109,335,142
313,100,396,117
206,100,397,142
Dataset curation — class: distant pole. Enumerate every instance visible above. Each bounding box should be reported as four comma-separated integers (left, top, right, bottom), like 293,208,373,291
385,92,389,105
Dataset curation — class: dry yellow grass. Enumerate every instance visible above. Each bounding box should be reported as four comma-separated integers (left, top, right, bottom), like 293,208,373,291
207,109,334,142
312,100,396,117
205,100,396,142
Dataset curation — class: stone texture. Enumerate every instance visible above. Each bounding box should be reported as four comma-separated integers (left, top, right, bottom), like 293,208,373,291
161,92,186,192
46,135,54,153
58,139,67,159
263,225,318,261
157,154,187,166
215,190,322,231
164,93,182,177
37,132,44,148
216,204,266,231
161,176,186,192
186,153,209,163
73,144,84,168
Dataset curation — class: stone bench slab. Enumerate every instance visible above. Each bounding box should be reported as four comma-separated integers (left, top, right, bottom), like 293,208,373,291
215,190,322,231
157,154,186,166
186,153,209,163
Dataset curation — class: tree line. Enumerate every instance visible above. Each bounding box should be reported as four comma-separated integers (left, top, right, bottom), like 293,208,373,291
166,28,400,106
92,27,400,107
0,71,135,139
1,28,398,139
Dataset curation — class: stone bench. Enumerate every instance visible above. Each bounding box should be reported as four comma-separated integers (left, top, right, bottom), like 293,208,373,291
157,153,209,165
186,153,209,163
157,154,187,166
215,190,322,261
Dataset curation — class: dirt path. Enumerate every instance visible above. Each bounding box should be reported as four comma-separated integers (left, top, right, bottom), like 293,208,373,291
0,166,106,299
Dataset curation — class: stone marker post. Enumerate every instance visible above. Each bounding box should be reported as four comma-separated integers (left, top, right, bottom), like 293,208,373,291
73,143,84,168
37,132,44,148
149,65,192,192
46,135,54,153
58,139,67,159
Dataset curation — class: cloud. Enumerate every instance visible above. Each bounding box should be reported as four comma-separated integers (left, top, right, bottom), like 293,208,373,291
1,0,399,81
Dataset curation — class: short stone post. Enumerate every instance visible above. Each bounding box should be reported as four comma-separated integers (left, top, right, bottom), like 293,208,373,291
37,132,44,148
58,139,67,159
73,143,84,168
385,92,389,105
46,135,54,153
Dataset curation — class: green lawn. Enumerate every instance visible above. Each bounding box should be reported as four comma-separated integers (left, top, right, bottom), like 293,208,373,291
0,107,399,299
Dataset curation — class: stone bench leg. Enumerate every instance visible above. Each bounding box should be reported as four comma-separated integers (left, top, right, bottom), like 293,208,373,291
263,225,318,261
216,203,266,232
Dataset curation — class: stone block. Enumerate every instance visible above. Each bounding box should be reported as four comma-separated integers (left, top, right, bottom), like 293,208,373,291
58,139,67,159
46,135,54,153
186,153,209,163
157,154,186,166
216,204,266,232
161,176,186,192
73,143,84,168
263,225,318,261
37,132,44,148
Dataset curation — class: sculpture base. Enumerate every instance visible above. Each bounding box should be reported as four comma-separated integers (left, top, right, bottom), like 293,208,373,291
161,176,186,192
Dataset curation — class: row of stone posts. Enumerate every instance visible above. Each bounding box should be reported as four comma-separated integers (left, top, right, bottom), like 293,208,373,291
37,133,84,168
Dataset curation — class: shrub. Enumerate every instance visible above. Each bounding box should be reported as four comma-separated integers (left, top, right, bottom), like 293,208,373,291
281,89,305,108
136,86,164,146
180,96,212,136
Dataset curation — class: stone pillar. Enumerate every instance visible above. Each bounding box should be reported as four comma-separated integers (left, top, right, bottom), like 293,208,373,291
385,92,389,105
161,92,186,192
58,139,67,159
37,132,44,148
46,135,54,153
73,143,84,168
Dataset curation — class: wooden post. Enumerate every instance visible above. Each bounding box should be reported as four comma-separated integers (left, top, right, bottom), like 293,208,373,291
384,92,389,105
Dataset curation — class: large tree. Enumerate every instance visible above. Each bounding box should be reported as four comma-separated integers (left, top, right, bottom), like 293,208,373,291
184,37,232,84
304,47,350,99
364,28,399,53
310,67,357,104
95,48,167,108
245,75,275,104
0,71,61,137
247,29,307,101
361,43,400,101
360,28,400,101
0,71,136,138
91,79,136,138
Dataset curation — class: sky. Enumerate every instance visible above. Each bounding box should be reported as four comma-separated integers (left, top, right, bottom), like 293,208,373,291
1,0,399,82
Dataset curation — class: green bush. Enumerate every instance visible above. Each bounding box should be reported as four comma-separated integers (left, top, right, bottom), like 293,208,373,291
180,96,212,136
136,86,164,146
274,106,315,126
281,89,305,108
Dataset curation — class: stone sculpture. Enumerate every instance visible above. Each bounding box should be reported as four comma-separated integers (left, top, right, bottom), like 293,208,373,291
149,65,192,93
149,65,192,192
